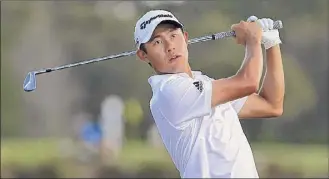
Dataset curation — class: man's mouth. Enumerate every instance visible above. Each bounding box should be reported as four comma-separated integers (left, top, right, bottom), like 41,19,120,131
169,55,181,62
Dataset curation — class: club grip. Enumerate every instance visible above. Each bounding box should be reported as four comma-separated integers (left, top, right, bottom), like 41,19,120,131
272,20,283,30
212,20,283,40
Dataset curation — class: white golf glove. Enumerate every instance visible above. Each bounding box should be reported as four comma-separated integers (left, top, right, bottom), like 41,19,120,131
247,16,282,50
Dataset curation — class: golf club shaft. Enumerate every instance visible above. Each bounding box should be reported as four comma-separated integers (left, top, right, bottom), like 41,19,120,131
34,20,283,75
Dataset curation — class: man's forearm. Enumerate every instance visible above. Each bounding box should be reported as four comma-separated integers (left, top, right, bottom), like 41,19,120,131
238,41,263,87
259,45,285,109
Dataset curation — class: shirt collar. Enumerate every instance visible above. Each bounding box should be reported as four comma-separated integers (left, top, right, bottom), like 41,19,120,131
148,71,202,89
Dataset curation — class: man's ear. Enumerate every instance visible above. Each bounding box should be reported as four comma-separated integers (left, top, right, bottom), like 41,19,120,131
136,49,149,63
183,31,189,44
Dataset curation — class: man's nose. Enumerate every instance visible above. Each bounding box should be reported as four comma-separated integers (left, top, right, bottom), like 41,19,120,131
166,40,175,53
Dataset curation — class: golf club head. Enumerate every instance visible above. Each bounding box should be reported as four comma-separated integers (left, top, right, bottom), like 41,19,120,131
23,72,37,92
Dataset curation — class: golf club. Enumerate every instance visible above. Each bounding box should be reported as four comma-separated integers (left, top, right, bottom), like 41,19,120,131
23,20,283,92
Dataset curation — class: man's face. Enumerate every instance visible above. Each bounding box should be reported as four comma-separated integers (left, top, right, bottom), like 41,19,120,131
137,23,189,74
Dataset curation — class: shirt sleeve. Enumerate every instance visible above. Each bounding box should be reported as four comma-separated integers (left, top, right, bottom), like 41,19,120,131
229,96,249,113
204,74,248,114
157,76,213,128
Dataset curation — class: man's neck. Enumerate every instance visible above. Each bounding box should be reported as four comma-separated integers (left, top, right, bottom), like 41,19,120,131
185,64,193,78
155,65,193,78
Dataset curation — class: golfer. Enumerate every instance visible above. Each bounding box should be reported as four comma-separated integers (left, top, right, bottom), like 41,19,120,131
134,10,285,178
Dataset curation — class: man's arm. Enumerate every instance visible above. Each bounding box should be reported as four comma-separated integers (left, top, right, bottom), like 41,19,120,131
210,21,264,107
238,45,285,118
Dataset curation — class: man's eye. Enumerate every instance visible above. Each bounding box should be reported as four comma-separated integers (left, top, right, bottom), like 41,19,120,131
154,40,161,45
172,34,177,38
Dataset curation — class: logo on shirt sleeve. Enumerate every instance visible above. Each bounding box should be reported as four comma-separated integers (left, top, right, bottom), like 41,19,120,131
193,81,203,92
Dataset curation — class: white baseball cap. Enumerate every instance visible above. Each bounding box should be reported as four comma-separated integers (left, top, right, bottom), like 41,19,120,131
134,10,184,49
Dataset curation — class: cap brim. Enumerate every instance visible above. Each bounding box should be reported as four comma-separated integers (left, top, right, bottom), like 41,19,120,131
160,20,183,29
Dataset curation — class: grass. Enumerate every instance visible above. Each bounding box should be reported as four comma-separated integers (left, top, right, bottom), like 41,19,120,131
1,138,327,177
1,138,59,168
251,142,328,177
117,140,173,168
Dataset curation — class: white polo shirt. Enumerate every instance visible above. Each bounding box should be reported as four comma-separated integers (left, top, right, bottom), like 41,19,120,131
148,71,259,178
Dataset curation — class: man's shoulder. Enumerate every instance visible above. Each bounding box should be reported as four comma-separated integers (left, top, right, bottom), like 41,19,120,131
148,73,189,90
150,72,214,97
148,71,212,87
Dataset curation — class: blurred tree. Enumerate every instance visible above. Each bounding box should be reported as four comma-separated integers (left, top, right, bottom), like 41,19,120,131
1,62,24,137
124,98,144,139
1,1,33,137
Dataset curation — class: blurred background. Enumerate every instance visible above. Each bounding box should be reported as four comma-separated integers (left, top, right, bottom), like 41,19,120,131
1,0,328,178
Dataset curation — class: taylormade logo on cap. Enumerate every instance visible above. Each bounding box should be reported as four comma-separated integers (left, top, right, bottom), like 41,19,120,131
134,10,183,49
140,14,174,30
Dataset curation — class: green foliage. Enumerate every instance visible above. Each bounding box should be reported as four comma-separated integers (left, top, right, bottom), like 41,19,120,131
124,98,143,127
